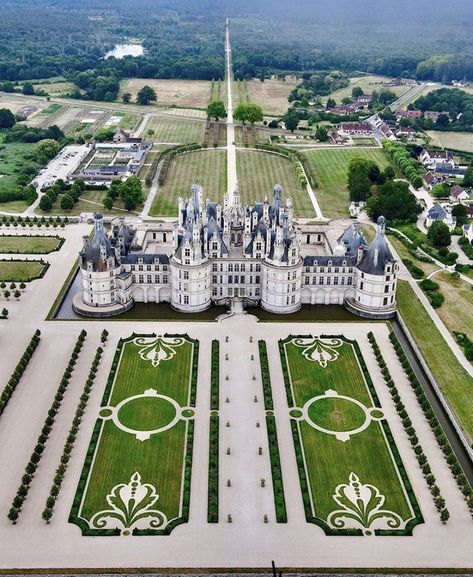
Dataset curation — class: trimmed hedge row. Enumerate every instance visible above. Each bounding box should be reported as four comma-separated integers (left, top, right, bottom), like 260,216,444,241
266,415,287,523
368,331,449,523
208,414,219,523
210,340,219,411
42,341,105,523
388,331,473,515
258,340,274,411
0,215,70,228
7,330,87,524
0,329,40,418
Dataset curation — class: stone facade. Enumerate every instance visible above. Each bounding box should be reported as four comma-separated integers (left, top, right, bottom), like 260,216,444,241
76,185,398,318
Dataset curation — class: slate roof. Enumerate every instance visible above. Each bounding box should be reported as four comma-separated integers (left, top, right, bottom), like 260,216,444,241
357,216,395,276
427,204,447,220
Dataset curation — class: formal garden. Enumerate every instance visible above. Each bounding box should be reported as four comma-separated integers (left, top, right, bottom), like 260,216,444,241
279,335,423,535
69,334,198,536
0,234,64,254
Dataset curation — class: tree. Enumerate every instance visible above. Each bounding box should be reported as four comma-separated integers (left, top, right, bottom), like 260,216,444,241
1,308,8,318
245,103,264,125
60,194,74,211
452,203,468,226
39,195,53,212
383,166,396,181
326,98,336,109
427,220,451,248
136,85,157,105
103,195,114,210
347,157,381,202
206,100,227,120
315,126,329,141
431,183,448,198
35,139,61,161
352,86,364,98
22,82,35,95
463,166,473,188
122,92,131,104
284,114,299,132
119,176,143,211
0,108,16,129
366,180,420,222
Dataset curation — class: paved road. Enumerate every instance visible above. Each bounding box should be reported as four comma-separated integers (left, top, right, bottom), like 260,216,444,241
225,18,237,205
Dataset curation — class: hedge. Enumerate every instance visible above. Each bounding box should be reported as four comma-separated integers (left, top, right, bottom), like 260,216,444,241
266,415,287,523
207,414,219,523
258,340,274,411
210,340,219,411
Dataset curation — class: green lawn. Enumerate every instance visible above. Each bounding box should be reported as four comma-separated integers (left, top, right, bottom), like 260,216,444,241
150,149,227,217
71,335,197,536
396,280,473,443
0,235,62,254
0,260,47,281
280,335,422,535
303,148,395,218
144,116,205,144
0,134,37,198
237,150,314,217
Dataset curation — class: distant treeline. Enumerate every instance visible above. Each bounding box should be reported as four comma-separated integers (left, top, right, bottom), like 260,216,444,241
0,0,473,84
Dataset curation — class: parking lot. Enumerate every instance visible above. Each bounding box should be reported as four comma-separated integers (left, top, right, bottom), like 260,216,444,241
33,144,90,191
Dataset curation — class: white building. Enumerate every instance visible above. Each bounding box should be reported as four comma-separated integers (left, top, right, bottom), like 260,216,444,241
74,185,398,319
425,203,457,231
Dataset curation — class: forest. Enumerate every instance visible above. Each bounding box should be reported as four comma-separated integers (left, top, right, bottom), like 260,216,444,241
0,0,473,85
409,88,473,132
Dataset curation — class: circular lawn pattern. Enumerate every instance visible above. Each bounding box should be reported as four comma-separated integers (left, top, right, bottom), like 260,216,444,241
118,395,177,432
307,396,366,433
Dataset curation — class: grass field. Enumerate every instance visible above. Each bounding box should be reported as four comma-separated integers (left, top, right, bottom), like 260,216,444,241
246,76,299,116
237,150,313,216
143,115,205,144
426,131,473,153
0,235,62,254
0,260,46,281
121,79,213,109
320,75,412,106
0,133,36,197
396,280,473,443
150,149,226,217
303,148,395,218
434,272,473,338
388,236,440,276
280,335,421,535
70,334,197,536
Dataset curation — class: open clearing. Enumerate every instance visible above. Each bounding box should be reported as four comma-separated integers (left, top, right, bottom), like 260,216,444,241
320,75,413,105
0,235,62,254
150,149,227,217
434,271,473,338
237,150,313,216
280,335,422,535
426,131,473,153
0,133,36,198
303,148,394,218
396,279,473,444
71,334,197,536
0,259,46,281
143,115,205,144
238,76,299,116
120,79,214,109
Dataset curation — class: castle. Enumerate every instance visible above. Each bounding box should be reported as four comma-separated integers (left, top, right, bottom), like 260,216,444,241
74,185,398,319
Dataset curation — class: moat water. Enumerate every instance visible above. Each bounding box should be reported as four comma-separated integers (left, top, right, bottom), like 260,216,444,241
52,269,360,322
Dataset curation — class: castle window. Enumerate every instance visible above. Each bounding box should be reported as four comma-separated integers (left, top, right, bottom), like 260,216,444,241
348,277,353,285
291,295,295,304
184,295,189,305
384,285,389,293
184,271,189,280
212,275,217,283
163,275,168,283
228,264,233,272
348,268,353,273
147,275,152,283
287,272,291,280
138,265,143,272
234,264,239,272
256,242,262,251
249,264,253,272
334,267,339,273
212,287,217,296
139,275,144,283
360,281,364,290
162,265,168,271
305,277,309,285
383,297,388,306
286,296,290,305
132,275,136,282
386,275,391,281
334,277,339,285
255,288,260,297
341,277,345,285
147,265,151,271
292,271,297,279
155,275,160,283
240,275,244,283
185,249,190,257
305,266,310,273
228,275,233,283
241,264,245,272
185,259,190,265
312,277,316,285
320,267,325,273
320,277,324,285
212,263,218,272
327,277,331,285
292,283,296,291
256,264,261,272
255,276,260,283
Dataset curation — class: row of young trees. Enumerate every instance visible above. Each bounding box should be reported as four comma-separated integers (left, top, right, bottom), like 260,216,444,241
42,331,108,523
7,330,87,524
103,176,144,211
39,179,86,212
389,332,473,515
368,332,450,523
0,330,41,418
383,141,424,189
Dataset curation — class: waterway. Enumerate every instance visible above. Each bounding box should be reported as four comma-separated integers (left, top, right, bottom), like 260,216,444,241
104,44,144,59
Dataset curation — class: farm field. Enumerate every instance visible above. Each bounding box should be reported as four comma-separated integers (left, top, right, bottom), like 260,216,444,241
143,115,205,144
279,335,422,535
303,148,394,218
426,131,473,153
150,149,226,217
31,80,74,96
120,79,214,109
0,259,47,281
0,235,62,254
234,76,298,116
70,334,197,536
236,150,313,217
320,75,413,105
396,280,473,443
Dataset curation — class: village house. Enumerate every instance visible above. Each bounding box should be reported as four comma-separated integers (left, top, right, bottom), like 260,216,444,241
339,122,373,136
419,149,455,169
425,203,456,231
449,185,470,203
396,126,416,141
396,110,422,120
